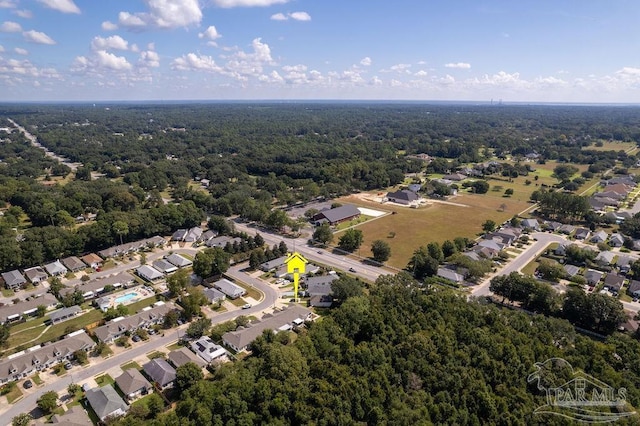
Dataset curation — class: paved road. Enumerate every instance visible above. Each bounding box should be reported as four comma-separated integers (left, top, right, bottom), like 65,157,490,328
1,263,278,424
7,118,82,172
232,221,392,282
471,232,567,297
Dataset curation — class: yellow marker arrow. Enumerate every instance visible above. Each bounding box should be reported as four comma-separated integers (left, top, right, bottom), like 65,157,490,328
285,252,308,303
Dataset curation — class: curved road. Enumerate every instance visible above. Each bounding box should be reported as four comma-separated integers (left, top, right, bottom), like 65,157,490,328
1,261,278,424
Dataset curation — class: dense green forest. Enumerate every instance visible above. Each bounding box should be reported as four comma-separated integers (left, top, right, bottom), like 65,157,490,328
104,273,640,425
1,103,640,272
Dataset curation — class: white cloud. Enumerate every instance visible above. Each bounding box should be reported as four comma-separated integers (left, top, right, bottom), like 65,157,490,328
139,50,160,67
213,0,289,8
381,63,411,73
14,47,28,55
172,53,221,72
444,62,471,69
91,35,130,52
1,21,22,32
370,76,382,86
130,44,139,52
118,0,202,30
95,50,132,70
102,21,118,31
0,45,4,52
0,1,17,8
270,13,287,21
282,64,307,72
414,70,428,77
360,57,371,66
14,9,32,18
199,26,221,46
289,12,311,21
23,30,56,45
270,11,311,21
36,0,80,14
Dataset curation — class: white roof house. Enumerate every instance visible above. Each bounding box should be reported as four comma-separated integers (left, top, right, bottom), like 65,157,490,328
190,336,227,363
212,278,246,299
44,260,68,276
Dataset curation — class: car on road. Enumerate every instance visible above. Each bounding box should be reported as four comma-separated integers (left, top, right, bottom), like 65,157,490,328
242,303,252,309
23,380,33,389
349,267,356,273
317,251,323,254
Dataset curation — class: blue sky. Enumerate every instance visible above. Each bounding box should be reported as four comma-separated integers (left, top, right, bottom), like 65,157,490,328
1,0,639,102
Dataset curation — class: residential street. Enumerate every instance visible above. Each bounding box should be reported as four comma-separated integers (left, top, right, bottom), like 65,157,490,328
0,263,279,425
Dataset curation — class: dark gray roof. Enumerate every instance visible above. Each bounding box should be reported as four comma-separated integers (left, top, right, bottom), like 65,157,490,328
0,293,58,322
152,259,177,273
85,384,128,421
115,368,151,396
50,405,92,425
168,347,206,368
1,270,26,287
143,358,176,387
260,255,288,271
62,256,86,271
306,275,338,296
166,253,192,267
203,287,225,302
387,190,418,202
314,204,360,223
563,265,580,277
49,305,82,323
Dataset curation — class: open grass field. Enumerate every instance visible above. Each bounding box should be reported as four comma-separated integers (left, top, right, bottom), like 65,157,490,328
582,140,637,152
335,160,598,269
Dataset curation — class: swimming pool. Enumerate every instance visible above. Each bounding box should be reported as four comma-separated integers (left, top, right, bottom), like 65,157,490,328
114,292,138,305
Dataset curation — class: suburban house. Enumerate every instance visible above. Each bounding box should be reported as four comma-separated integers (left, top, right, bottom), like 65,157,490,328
595,251,616,266
306,275,338,297
544,221,562,231
0,293,58,323
555,244,568,256
386,189,419,205
520,219,540,231
48,305,82,324
260,256,288,272
609,233,625,247
627,280,640,298
584,269,604,286
563,265,581,278
152,259,178,275
206,236,241,248
62,256,86,272
115,369,152,401
137,265,164,281
312,205,361,226
166,253,192,268
437,267,465,284
93,302,175,343
222,305,313,353
616,255,632,274
212,278,246,299
171,229,188,241
81,253,103,269
310,295,334,308
168,347,206,369
143,358,176,389
44,260,68,277
23,266,48,284
85,385,129,422
190,336,227,363
1,270,26,290
203,287,226,304
98,236,166,259
184,227,203,243
558,224,576,235
574,228,590,240
590,230,608,244
442,173,466,181
49,406,92,425
61,272,135,300
200,230,217,243
603,273,625,294
0,330,95,384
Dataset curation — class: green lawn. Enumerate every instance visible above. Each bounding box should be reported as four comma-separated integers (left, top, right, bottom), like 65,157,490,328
95,374,114,387
147,351,166,360
120,361,142,371
1,288,14,297
236,282,261,301
166,342,182,351
2,384,22,403
229,297,249,307
127,296,159,313
32,374,43,385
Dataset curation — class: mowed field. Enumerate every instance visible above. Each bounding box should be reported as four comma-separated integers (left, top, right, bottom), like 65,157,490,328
336,160,599,269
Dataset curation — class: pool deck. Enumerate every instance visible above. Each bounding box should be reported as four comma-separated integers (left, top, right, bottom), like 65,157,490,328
98,285,154,311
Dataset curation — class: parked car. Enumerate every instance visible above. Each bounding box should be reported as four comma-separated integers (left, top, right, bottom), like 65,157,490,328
132,335,141,342
64,362,73,370
349,267,356,273
23,380,33,389
242,303,252,309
